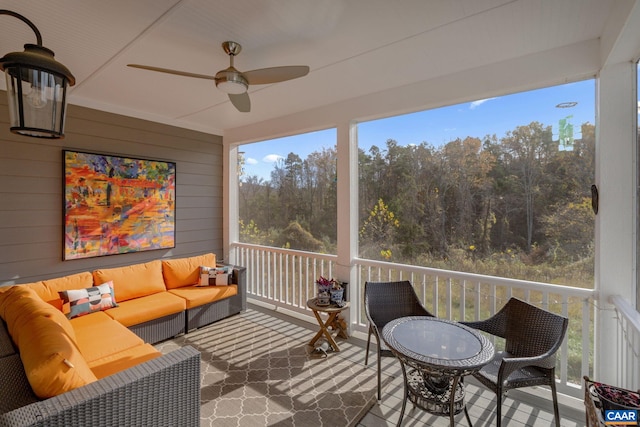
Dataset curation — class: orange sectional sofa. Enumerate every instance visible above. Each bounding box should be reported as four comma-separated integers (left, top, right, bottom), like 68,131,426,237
0,253,246,427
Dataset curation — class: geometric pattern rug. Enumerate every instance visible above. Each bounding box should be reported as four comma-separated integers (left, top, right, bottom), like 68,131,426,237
155,308,389,427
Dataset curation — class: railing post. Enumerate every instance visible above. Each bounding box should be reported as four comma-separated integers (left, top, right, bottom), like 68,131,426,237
582,297,591,380
335,120,358,334
595,62,636,387
609,295,640,390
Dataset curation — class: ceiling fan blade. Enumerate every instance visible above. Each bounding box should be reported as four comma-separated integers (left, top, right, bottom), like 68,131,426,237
229,92,250,113
243,65,309,85
127,64,215,80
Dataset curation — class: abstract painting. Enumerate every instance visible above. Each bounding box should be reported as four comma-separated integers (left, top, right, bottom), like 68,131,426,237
63,150,176,260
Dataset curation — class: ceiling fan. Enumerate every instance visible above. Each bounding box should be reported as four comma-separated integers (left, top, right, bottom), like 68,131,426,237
127,41,309,113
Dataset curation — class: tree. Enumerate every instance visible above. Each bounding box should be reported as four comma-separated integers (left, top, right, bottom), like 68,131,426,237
271,153,304,229
501,122,554,252
439,137,495,251
303,147,337,242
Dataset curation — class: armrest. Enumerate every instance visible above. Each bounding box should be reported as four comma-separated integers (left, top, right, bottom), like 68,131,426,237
460,311,508,339
0,346,200,427
230,265,247,312
497,351,558,381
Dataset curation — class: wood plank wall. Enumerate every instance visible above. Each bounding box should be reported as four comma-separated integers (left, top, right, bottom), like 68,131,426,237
0,98,224,286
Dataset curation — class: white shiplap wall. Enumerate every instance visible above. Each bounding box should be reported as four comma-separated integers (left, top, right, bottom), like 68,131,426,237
0,97,223,285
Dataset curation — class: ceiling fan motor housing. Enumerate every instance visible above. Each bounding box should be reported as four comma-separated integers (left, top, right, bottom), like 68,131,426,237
222,41,241,56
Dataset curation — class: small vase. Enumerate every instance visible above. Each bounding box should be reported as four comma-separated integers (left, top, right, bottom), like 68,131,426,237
330,288,344,304
317,291,331,306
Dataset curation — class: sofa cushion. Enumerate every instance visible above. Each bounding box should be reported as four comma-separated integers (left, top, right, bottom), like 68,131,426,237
169,285,238,309
20,315,98,399
88,343,161,379
162,253,216,289
103,292,186,327
0,286,97,399
59,281,118,319
0,286,76,343
24,272,94,311
93,260,166,302
70,312,145,363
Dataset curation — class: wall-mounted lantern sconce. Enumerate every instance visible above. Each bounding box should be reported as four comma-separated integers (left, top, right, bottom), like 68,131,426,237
0,10,75,138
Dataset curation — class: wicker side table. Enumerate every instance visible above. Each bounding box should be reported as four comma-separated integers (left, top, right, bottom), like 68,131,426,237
306,298,349,352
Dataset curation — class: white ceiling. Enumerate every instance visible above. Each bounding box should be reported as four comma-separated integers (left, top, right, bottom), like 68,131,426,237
0,0,635,137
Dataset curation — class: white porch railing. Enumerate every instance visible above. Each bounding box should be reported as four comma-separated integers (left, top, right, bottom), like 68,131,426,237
609,295,640,391
232,243,338,316
231,243,596,399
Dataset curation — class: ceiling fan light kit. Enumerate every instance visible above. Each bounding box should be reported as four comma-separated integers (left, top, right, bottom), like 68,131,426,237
215,68,248,94
128,41,309,113
0,9,75,139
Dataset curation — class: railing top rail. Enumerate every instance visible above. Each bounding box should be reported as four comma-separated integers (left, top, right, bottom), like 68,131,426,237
232,242,338,261
354,257,596,299
610,295,640,332
232,243,595,299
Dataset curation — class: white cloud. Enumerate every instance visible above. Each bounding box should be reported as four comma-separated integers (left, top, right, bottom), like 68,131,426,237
263,154,283,163
245,158,258,165
469,97,496,109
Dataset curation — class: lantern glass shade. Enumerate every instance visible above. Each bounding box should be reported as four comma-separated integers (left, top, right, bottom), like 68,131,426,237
4,65,68,138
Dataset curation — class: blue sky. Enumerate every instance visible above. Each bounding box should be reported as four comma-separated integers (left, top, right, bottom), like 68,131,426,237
241,79,595,181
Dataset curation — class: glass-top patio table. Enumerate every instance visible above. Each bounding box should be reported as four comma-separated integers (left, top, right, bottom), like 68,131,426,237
382,316,495,427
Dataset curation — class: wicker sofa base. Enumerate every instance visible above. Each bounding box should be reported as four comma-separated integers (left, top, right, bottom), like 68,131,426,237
186,265,247,332
186,294,241,331
0,316,200,427
128,311,186,344
0,346,200,427
0,354,38,415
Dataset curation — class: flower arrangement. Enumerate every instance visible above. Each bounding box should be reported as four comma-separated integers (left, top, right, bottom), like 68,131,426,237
316,276,338,306
315,276,334,292
315,276,345,306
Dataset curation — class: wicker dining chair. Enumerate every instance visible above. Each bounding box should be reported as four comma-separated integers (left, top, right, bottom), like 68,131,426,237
460,297,569,427
364,280,434,401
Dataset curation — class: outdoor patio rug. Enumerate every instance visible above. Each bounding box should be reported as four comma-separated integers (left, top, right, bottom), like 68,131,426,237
155,308,389,427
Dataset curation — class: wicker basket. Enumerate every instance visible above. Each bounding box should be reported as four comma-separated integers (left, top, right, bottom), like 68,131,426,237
584,376,640,427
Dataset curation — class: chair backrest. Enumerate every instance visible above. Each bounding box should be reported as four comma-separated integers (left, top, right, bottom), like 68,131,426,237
503,298,568,362
364,281,433,329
